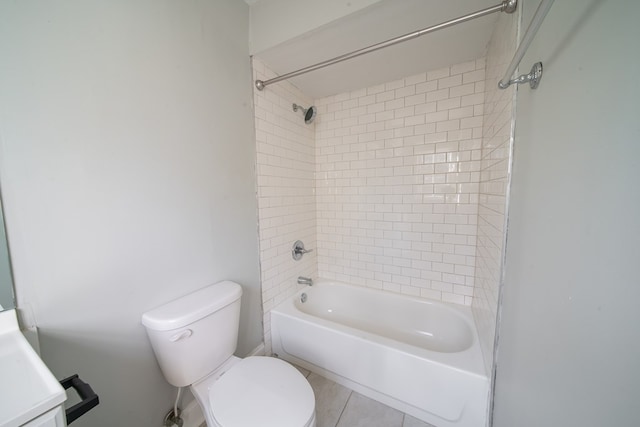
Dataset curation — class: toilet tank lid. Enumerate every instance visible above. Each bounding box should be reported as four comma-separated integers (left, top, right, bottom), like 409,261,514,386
142,281,242,331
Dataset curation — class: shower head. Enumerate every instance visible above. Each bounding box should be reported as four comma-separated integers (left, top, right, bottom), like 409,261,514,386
292,103,317,124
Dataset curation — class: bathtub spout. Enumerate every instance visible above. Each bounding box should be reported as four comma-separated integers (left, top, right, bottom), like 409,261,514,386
297,276,313,286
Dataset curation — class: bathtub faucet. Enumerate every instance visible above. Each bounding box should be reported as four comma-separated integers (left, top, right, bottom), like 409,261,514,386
297,276,313,286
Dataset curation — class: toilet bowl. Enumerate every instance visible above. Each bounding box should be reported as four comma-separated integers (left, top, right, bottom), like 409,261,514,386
141,281,316,427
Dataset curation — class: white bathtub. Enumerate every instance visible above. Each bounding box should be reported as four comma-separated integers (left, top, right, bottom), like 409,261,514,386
271,279,489,427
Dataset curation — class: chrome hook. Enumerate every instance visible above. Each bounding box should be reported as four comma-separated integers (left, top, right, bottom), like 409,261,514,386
499,62,543,89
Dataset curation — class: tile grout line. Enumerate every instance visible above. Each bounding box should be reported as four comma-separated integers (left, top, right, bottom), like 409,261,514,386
333,390,353,427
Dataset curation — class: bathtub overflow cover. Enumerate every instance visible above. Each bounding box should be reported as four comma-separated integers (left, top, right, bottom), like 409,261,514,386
300,293,307,303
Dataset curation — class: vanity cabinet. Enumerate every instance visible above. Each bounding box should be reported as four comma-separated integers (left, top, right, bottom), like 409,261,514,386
21,406,66,427
0,310,67,427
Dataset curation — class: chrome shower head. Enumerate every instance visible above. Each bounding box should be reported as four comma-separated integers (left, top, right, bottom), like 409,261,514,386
292,103,317,124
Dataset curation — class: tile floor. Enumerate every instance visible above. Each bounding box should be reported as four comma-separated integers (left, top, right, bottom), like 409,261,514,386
294,363,436,427
197,361,436,427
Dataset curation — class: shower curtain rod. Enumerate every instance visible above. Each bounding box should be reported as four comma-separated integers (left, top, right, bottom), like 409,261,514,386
255,0,518,91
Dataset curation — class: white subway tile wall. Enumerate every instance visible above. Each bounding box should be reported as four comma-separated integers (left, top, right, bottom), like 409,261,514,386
471,12,518,375
253,50,514,364
314,60,486,305
253,59,317,354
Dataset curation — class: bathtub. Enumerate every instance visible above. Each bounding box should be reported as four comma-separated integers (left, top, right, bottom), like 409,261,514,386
271,279,489,427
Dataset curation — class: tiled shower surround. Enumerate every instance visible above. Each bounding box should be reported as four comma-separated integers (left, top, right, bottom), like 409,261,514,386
472,11,517,375
253,59,318,354
254,52,513,366
315,60,486,304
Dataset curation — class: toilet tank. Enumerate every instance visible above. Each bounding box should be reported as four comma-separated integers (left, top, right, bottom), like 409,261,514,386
141,281,242,387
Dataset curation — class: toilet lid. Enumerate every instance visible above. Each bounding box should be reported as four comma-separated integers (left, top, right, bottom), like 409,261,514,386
209,357,315,427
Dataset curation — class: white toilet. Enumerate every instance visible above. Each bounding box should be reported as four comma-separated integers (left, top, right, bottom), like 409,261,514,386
142,281,316,427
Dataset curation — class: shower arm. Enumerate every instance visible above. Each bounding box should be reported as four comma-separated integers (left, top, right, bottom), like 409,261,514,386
255,0,517,91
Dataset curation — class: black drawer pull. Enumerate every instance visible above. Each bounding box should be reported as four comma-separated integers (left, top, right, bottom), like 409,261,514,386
60,374,99,424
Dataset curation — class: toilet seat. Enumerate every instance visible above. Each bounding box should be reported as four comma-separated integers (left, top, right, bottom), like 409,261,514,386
207,357,315,427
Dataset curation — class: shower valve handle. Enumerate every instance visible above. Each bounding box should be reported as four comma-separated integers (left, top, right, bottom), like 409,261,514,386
292,240,313,260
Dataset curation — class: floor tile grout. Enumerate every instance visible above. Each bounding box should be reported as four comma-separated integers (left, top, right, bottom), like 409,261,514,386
333,390,353,427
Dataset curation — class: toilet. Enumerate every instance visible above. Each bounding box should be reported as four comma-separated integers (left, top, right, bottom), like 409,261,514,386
142,281,316,427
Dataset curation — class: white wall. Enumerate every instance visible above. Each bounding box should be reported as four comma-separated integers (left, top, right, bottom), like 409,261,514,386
248,0,382,54
493,0,640,425
0,204,14,309
0,1,261,426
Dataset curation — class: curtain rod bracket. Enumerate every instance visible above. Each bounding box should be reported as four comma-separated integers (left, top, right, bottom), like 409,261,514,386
499,62,543,89
498,0,554,90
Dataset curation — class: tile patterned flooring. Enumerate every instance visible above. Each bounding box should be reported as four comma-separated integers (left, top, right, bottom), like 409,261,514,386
197,361,436,427
295,364,436,427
